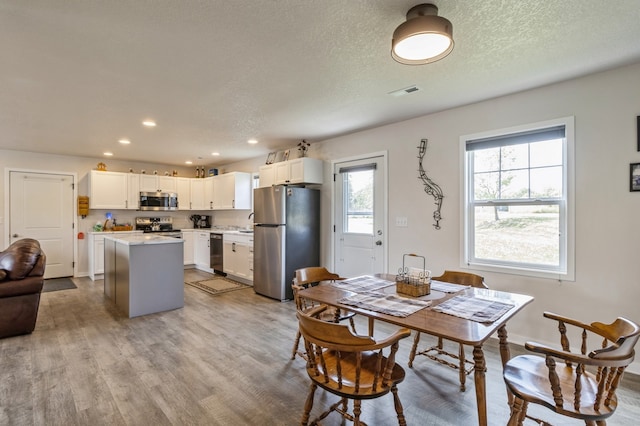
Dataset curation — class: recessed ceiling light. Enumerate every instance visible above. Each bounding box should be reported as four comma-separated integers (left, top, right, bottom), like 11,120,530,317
185,161,193,165
248,139,258,144
104,152,113,156
142,120,156,127
119,139,131,144
211,152,220,156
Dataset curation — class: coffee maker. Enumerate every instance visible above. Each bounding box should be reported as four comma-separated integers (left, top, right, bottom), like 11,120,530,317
190,214,211,229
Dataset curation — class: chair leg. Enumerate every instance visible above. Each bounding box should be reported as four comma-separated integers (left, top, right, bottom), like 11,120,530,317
458,343,466,392
507,397,525,426
301,383,317,426
353,400,362,425
408,332,421,368
391,384,407,426
291,330,302,360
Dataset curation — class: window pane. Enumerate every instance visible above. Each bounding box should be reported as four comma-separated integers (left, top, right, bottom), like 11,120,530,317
473,204,559,266
501,144,528,170
473,171,500,200
530,166,562,198
473,147,500,173
344,170,373,234
500,169,529,199
530,139,562,167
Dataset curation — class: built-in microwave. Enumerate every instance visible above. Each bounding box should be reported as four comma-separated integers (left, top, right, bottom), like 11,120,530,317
139,191,178,211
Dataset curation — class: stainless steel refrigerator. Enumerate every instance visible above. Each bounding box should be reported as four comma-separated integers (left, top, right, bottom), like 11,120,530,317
253,186,320,301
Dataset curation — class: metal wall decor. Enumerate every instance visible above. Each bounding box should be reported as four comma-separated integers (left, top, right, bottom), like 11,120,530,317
418,139,444,229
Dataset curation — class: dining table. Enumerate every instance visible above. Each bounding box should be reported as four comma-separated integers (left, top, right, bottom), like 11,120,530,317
298,273,534,426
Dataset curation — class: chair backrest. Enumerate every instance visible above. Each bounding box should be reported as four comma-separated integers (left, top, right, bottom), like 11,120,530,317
433,270,487,289
297,311,410,393
295,266,343,287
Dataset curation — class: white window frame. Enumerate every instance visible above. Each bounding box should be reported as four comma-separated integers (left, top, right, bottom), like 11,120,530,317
460,116,575,281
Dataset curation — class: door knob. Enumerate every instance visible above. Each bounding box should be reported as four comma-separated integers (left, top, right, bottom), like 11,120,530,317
375,240,382,246
12,234,18,238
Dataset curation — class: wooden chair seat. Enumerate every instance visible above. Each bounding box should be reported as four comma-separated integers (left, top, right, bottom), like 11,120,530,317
408,270,486,391
503,312,640,426
297,310,411,425
291,266,357,360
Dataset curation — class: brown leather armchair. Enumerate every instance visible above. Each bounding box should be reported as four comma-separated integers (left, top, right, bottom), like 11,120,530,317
0,238,46,338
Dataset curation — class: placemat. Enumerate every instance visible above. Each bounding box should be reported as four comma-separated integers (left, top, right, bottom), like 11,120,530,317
431,295,514,323
339,291,432,317
332,275,395,293
430,280,469,293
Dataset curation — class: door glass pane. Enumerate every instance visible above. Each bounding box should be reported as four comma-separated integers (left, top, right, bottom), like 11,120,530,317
344,170,374,234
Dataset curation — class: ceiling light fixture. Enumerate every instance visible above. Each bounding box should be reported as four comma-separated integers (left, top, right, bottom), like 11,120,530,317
211,152,220,156
104,152,113,156
118,139,131,144
391,3,454,65
185,161,193,165
247,139,258,145
142,120,156,127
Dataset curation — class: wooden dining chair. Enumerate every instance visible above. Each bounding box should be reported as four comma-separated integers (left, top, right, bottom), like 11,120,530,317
503,312,640,426
290,267,357,360
297,310,411,426
407,270,487,391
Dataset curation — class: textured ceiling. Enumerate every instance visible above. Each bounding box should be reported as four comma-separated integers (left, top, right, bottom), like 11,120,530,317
2,0,640,167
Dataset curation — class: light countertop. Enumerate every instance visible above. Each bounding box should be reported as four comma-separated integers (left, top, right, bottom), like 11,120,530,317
103,234,184,246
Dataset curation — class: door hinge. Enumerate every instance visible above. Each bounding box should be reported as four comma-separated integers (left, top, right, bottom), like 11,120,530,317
333,225,335,232
71,182,75,189
72,223,75,229
72,261,75,267
333,173,336,182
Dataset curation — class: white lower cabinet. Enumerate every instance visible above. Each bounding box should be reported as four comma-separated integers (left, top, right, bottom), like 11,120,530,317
195,231,211,271
88,231,142,280
223,233,253,284
181,230,194,265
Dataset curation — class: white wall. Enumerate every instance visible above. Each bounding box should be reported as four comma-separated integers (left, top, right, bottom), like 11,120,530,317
309,61,640,372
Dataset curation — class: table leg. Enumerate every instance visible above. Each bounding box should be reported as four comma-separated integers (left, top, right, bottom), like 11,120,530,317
368,317,375,336
497,325,514,407
472,345,487,426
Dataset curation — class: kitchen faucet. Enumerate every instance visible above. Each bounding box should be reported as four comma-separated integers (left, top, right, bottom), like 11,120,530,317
248,212,254,220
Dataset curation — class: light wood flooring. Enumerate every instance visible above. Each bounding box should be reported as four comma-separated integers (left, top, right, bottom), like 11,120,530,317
1,270,639,425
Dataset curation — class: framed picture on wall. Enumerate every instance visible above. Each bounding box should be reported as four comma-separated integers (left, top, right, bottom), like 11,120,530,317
637,116,640,151
630,163,640,191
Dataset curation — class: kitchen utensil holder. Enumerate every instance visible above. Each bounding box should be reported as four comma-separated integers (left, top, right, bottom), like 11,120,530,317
396,253,431,297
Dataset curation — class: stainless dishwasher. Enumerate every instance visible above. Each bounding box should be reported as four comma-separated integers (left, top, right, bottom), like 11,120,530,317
210,233,225,275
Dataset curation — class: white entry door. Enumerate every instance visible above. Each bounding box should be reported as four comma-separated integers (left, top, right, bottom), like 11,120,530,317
9,171,75,278
333,155,386,277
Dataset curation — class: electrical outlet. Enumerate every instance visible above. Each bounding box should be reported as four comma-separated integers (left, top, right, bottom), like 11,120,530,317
395,216,408,227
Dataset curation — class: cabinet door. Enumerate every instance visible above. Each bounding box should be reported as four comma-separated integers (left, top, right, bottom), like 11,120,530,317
223,240,235,274
195,232,210,267
139,175,159,192
182,231,194,264
89,171,128,209
259,165,275,188
94,237,105,275
127,174,140,210
176,178,191,210
234,243,250,279
204,177,215,210
190,179,205,210
158,176,177,192
274,162,291,184
213,174,234,209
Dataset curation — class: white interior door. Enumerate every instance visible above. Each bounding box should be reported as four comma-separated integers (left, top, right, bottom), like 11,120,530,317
333,155,386,277
9,171,75,278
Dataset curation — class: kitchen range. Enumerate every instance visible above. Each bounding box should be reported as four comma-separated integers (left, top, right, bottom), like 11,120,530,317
135,217,181,238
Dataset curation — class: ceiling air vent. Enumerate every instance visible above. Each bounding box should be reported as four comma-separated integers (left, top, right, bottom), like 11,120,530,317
388,85,421,97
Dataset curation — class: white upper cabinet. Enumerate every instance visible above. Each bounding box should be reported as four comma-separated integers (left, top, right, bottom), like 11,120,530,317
204,177,215,210
89,171,128,209
190,179,205,210
175,177,191,210
139,175,177,192
127,173,139,210
212,172,251,210
258,158,323,187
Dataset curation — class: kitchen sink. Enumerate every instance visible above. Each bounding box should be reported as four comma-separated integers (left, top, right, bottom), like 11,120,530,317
239,230,253,233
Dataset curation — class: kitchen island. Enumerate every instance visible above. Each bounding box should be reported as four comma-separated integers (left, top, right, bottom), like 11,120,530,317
104,234,184,318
